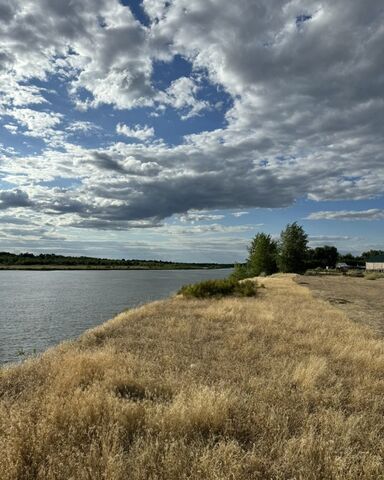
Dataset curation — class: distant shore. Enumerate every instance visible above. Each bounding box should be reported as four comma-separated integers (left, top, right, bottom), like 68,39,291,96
0,264,232,271
0,252,233,271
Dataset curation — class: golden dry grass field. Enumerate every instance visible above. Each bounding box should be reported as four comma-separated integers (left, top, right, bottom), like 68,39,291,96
1,275,384,479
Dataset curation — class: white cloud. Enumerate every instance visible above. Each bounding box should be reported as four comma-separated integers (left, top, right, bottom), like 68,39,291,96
164,223,256,235
0,0,383,248
116,123,155,141
3,124,18,134
160,77,210,119
0,79,48,108
6,108,63,143
178,210,225,223
66,121,101,134
307,209,384,221
232,211,249,218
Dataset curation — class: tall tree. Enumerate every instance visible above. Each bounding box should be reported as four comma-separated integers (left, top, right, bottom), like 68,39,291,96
277,222,308,273
308,245,339,269
247,233,278,276
361,249,384,260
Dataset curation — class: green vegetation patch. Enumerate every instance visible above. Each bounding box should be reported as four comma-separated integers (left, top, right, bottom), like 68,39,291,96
178,278,257,299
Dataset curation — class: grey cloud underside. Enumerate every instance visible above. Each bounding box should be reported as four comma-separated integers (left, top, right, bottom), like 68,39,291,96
91,152,127,174
0,0,384,228
0,189,32,209
90,152,160,176
18,169,300,228
89,173,293,220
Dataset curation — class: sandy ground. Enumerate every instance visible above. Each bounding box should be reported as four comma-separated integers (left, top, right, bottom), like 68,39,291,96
296,275,384,335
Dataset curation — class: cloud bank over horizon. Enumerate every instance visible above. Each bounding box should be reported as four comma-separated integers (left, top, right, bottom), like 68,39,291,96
0,0,383,259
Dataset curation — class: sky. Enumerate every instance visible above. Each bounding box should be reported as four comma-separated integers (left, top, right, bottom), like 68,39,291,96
0,0,383,262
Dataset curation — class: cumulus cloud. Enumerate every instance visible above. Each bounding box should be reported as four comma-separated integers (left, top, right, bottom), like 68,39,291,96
0,0,383,244
0,189,32,210
89,150,161,176
160,77,210,119
307,209,384,221
116,123,155,141
6,108,64,144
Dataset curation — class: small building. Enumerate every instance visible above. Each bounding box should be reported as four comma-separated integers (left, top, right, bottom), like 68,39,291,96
366,254,384,272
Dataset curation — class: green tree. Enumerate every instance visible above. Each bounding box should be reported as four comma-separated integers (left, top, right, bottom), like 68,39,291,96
277,222,308,273
308,245,338,269
338,252,363,267
361,249,384,260
247,233,278,276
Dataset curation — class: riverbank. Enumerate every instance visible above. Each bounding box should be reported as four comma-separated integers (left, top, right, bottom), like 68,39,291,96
1,275,384,479
0,265,231,271
0,252,233,270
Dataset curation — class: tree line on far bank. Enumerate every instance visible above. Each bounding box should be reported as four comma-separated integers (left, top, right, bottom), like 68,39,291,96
0,252,232,270
232,222,382,279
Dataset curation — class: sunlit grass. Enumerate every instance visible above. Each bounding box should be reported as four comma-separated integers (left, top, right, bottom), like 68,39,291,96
1,275,384,479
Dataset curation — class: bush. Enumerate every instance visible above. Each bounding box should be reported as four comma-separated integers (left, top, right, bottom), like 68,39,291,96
236,280,258,297
229,263,249,281
178,278,257,299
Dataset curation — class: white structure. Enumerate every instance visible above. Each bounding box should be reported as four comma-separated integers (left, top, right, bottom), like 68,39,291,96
336,262,349,270
366,255,384,271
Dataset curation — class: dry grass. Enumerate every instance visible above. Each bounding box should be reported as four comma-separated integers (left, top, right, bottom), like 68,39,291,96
1,275,384,479
365,272,384,280
299,274,384,335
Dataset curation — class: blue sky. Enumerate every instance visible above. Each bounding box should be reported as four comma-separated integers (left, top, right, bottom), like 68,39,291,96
0,0,383,262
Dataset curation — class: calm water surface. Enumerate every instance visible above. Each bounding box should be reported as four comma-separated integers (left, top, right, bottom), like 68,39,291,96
0,269,231,364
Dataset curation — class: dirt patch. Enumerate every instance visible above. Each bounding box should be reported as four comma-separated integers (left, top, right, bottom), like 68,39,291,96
297,275,384,335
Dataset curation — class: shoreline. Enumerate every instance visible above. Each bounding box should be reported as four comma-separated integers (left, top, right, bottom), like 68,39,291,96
0,265,231,271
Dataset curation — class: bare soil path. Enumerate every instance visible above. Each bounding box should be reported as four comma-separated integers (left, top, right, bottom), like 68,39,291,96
296,275,384,335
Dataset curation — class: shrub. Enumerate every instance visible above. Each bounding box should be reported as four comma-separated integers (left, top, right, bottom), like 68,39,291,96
178,278,257,299
229,263,249,281
236,280,258,297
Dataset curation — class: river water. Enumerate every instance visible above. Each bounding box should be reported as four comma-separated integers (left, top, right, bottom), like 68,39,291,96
0,269,231,364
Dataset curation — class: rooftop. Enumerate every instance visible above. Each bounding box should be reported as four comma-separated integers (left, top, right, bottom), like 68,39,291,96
366,254,384,263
